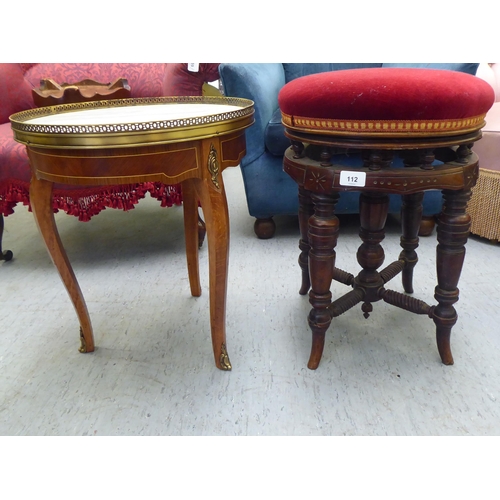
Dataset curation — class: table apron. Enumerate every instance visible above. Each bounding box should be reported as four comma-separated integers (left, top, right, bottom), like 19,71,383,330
26,131,247,186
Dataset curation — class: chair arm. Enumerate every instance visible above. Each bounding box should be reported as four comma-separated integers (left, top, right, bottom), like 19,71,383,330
219,63,286,165
489,63,500,101
476,63,500,102
162,63,220,96
0,63,35,123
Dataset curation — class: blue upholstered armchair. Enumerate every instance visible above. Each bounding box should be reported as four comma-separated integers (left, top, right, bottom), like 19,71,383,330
219,63,480,238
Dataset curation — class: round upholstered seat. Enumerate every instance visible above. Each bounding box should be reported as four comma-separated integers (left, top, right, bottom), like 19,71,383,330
279,67,496,371
279,68,495,138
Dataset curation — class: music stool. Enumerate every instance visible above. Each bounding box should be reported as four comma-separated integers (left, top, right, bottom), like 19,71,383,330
278,68,495,369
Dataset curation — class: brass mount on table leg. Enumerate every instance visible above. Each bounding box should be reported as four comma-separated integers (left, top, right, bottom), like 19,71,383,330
219,343,232,370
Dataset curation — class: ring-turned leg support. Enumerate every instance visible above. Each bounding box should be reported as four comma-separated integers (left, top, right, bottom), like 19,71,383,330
355,191,389,317
432,189,472,365
298,186,314,295
307,192,340,369
400,192,424,294
30,175,95,353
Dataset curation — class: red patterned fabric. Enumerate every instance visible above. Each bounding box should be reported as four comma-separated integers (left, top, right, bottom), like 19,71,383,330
0,122,30,216
279,68,495,122
0,64,34,123
1,63,212,220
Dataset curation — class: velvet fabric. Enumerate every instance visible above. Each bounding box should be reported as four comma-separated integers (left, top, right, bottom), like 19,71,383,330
0,63,214,220
282,63,382,83
278,68,496,128
382,62,479,73
0,64,34,123
265,108,292,156
219,63,485,232
163,63,220,96
0,122,30,216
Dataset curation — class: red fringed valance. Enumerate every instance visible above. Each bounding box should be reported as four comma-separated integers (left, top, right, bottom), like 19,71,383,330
0,179,31,216
0,180,183,220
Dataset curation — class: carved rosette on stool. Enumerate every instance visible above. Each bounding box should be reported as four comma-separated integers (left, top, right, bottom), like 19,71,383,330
279,68,495,370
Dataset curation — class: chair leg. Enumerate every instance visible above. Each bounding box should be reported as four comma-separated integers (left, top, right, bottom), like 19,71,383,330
254,217,276,239
0,214,13,262
198,213,206,249
418,214,436,236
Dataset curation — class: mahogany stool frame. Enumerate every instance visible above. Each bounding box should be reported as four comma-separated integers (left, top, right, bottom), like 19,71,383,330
283,128,481,369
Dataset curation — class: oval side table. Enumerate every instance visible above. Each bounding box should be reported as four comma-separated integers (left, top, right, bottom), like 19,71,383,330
10,96,254,370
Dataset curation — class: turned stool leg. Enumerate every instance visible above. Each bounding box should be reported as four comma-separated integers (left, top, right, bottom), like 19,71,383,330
400,192,424,294
298,186,314,295
432,189,472,365
307,192,340,369
355,192,389,314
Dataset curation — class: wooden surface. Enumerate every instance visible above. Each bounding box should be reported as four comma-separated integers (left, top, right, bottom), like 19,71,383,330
32,78,131,107
283,137,480,370
27,127,249,370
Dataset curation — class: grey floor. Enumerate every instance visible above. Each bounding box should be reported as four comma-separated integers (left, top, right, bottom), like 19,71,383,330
1,166,500,436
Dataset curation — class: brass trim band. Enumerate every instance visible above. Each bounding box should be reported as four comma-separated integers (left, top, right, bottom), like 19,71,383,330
10,96,255,149
281,112,487,138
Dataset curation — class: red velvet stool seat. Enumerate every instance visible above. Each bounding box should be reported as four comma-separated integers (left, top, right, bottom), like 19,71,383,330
279,68,495,370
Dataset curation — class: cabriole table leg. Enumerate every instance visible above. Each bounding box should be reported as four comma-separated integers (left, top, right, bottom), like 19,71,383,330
29,175,95,353
193,140,232,370
182,178,202,298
